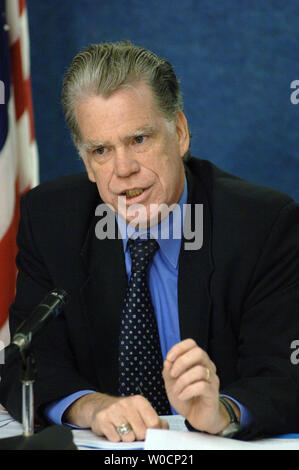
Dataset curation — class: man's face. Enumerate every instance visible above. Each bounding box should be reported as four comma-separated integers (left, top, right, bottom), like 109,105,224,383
75,81,189,226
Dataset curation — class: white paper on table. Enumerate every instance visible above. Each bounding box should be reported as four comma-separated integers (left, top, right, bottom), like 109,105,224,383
72,429,144,450
0,409,23,439
1,409,298,450
72,414,187,450
144,428,299,450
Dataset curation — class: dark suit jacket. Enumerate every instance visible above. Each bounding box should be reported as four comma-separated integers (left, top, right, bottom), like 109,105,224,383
0,157,298,440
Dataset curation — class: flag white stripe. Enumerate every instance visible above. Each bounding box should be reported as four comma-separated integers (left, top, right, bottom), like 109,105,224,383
16,109,39,192
6,0,21,45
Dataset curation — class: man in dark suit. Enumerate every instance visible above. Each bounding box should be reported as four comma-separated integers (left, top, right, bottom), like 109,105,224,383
0,41,298,442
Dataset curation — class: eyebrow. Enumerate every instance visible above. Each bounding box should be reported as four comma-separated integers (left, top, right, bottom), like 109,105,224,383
81,125,157,152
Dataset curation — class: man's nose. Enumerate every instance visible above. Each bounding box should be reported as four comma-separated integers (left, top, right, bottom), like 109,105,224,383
113,147,140,177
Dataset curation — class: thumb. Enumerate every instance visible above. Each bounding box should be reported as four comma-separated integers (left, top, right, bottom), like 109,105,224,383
159,418,170,429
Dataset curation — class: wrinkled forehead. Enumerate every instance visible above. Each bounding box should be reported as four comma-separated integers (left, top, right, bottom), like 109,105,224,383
74,83,171,145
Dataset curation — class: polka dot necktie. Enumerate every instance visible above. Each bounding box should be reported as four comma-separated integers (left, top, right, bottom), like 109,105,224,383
118,238,171,415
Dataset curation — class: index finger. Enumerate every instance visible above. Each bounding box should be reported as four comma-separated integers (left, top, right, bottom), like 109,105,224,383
166,338,201,363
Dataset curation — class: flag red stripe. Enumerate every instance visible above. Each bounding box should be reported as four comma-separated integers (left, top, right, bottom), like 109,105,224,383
0,181,30,328
25,77,35,141
11,39,25,119
19,0,26,15
0,181,20,328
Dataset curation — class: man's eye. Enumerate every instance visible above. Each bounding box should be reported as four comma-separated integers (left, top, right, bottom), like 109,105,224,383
94,147,105,155
134,135,145,144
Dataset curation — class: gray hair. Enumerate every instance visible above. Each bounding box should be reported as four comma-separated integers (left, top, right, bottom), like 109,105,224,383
61,40,191,158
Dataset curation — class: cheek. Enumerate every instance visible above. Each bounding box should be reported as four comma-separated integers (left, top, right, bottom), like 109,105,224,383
87,162,113,197
161,158,185,202
158,153,183,183
147,139,174,174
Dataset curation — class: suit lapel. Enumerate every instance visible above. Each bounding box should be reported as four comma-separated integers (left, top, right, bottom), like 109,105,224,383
178,163,214,351
80,208,127,395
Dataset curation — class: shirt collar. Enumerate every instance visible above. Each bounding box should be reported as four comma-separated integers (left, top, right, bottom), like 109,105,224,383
116,177,188,269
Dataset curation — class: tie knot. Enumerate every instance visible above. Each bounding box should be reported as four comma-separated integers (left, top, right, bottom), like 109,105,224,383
128,238,159,273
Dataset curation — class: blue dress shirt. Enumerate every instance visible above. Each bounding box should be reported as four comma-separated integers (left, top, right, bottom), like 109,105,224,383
45,178,252,430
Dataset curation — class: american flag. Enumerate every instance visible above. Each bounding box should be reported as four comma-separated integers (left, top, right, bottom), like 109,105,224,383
0,0,39,346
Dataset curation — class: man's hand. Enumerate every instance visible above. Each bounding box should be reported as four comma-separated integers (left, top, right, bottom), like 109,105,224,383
163,338,238,434
64,392,169,442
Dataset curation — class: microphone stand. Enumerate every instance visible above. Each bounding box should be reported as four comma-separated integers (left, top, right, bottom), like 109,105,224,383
0,346,76,450
19,348,36,437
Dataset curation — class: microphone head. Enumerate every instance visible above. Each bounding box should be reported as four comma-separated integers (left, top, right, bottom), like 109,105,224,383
50,288,69,304
7,289,70,362
46,288,69,318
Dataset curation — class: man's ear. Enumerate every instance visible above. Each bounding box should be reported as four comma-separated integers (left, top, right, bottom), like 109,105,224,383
77,146,96,183
175,111,190,158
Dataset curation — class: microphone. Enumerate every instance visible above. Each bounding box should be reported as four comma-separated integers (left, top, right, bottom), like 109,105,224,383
4,288,68,363
0,288,74,450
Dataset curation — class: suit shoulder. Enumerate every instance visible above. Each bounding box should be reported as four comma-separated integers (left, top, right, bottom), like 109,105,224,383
21,172,99,213
188,157,294,214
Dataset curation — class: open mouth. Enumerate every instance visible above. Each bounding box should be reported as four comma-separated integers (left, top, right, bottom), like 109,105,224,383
121,188,144,199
